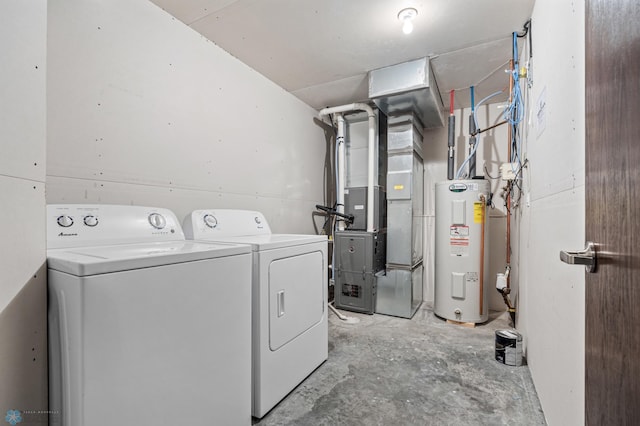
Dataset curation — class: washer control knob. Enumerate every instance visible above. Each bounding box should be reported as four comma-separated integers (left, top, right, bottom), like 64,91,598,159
254,216,261,224
203,214,218,229
57,215,74,228
83,215,98,227
148,213,166,229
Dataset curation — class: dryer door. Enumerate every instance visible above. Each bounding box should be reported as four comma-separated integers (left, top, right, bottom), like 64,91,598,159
269,250,324,351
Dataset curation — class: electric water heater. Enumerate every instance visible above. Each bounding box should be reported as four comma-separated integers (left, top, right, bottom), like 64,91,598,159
434,179,490,323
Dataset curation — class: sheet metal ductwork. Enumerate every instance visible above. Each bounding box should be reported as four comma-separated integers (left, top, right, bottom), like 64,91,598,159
368,57,445,129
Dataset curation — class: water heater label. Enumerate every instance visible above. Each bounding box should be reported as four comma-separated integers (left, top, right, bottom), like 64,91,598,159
450,226,469,256
450,225,469,236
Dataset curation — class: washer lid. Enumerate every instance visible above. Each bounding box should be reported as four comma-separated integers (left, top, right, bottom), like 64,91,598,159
47,241,251,276
196,234,327,251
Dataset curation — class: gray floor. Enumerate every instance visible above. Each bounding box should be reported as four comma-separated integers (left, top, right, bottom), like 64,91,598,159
254,303,546,426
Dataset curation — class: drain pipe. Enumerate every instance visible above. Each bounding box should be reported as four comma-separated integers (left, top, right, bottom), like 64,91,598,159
328,302,360,324
319,103,377,232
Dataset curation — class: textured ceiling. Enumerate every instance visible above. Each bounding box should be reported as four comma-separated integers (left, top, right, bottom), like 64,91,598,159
150,0,534,114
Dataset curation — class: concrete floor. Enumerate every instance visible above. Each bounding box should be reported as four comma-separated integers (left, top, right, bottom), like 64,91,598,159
254,303,546,426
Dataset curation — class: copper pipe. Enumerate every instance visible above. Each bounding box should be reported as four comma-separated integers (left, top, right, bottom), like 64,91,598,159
479,194,486,315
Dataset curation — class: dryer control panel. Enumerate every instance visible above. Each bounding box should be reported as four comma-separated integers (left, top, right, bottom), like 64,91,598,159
47,204,185,249
184,209,272,240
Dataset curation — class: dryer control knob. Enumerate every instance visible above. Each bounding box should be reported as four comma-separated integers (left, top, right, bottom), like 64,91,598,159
83,215,98,227
57,215,74,228
148,213,166,229
203,214,218,229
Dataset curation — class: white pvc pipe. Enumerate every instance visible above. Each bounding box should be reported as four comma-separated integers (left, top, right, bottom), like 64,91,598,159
319,102,372,117
328,302,359,324
336,115,346,231
366,112,375,233
319,103,376,233
328,302,348,320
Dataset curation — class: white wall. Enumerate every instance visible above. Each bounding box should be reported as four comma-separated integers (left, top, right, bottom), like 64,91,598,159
47,0,327,234
423,103,509,311
0,0,48,418
516,0,585,424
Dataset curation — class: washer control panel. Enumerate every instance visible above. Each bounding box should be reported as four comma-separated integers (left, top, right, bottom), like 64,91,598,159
47,204,184,249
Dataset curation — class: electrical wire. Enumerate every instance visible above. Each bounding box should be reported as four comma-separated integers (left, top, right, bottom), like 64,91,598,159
503,30,529,182
503,34,525,128
483,165,500,180
517,19,532,58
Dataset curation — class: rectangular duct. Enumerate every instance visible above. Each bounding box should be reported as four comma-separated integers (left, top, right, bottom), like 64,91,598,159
375,113,424,319
368,57,445,129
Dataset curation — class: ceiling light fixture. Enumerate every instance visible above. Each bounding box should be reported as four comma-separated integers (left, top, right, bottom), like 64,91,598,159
397,7,418,35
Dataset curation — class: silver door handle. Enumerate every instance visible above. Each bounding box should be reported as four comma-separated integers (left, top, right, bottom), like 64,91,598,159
277,290,285,317
559,241,597,273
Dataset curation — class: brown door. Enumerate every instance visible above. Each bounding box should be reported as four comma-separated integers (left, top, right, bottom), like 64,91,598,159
585,0,640,423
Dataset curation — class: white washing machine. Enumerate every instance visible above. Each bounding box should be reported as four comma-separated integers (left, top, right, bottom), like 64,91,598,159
183,209,328,418
47,204,253,426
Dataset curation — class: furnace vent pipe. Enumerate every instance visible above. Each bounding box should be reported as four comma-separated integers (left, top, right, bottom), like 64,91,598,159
319,103,377,233
336,115,346,231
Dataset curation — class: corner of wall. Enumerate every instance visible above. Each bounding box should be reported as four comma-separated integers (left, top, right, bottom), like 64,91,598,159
0,267,48,422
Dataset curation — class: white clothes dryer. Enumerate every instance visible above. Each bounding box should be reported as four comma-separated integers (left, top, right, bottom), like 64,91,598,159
184,209,328,418
47,204,253,426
